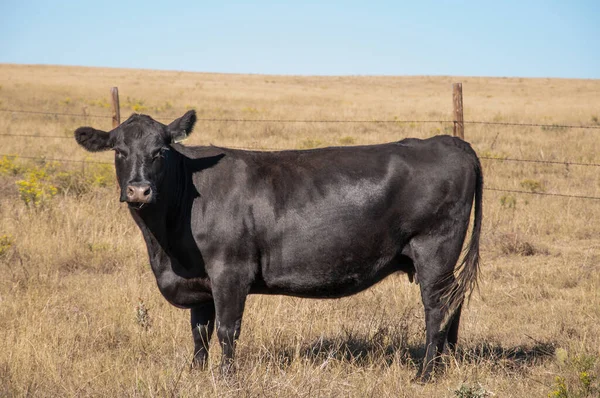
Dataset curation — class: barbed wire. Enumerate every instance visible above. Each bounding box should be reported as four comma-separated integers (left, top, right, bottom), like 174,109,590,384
484,187,600,201
0,109,113,118
0,133,72,139
2,153,599,201
2,136,599,168
181,118,448,124
0,108,448,124
2,108,600,129
0,153,112,165
464,120,600,129
479,156,600,167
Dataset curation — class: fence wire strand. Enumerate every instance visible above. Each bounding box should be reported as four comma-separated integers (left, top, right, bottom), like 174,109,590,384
0,133,73,139
0,109,113,118
479,156,600,167
464,120,600,129
2,134,600,168
2,108,600,129
0,109,449,124
484,187,600,201
0,153,112,165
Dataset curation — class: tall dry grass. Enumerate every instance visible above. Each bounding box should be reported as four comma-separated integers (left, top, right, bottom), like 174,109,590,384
1,64,599,397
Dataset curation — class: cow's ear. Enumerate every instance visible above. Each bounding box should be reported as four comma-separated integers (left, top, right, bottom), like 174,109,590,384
74,127,113,152
167,110,196,143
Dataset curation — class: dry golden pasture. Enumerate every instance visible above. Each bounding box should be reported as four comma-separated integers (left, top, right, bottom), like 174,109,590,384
0,64,599,397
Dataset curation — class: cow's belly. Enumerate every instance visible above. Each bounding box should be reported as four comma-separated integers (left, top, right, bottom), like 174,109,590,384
252,244,410,298
251,203,410,298
252,261,401,298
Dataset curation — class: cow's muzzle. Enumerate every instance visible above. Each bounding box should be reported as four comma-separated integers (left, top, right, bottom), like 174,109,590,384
125,184,153,204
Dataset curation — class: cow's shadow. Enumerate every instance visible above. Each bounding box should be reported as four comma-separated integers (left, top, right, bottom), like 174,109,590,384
267,332,555,372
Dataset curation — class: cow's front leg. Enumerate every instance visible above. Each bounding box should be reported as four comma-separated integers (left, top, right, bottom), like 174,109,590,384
212,273,249,375
191,301,215,369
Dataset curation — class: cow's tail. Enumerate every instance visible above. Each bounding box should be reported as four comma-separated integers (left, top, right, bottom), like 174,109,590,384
441,156,483,330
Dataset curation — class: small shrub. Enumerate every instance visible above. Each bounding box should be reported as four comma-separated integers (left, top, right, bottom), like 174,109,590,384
86,242,111,252
454,383,491,398
89,164,114,188
479,150,508,160
339,136,356,145
591,115,599,125
497,233,546,256
579,371,596,395
556,348,569,366
500,194,517,209
242,106,260,114
548,376,569,398
125,97,147,112
0,155,23,176
62,97,72,105
132,103,146,112
299,139,323,149
154,101,174,113
135,299,152,331
53,164,114,195
53,171,87,195
520,179,545,193
15,168,57,207
549,351,599,397
0,234,14,258
87,98,110,109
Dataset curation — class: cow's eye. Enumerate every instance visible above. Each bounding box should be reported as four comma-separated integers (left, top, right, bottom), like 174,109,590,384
115,149,128,158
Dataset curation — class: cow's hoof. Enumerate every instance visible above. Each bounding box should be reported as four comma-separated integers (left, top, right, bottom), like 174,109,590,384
190,352,209,371
190,359,207,371
412,370,434,384
219,361,236,378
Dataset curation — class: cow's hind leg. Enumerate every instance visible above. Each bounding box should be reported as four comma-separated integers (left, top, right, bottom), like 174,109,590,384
446,302,463,352
409,233,465,382
191,301,216,369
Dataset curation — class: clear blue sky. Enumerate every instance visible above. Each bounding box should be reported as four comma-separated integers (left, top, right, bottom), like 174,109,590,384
1,1,598,78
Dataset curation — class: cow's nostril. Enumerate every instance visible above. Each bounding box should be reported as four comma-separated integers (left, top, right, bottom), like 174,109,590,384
143,187,151,197
127,186,135,197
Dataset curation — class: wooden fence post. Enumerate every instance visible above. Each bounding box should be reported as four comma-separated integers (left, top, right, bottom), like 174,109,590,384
452,83,464,139
111,87,120,129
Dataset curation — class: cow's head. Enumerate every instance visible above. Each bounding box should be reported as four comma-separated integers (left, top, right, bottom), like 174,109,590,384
75,110,196,209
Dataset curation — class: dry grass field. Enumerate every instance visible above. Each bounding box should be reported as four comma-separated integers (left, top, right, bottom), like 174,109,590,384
1,64,599,397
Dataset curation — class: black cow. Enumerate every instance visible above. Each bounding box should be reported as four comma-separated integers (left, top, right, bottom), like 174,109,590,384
74,110,482,381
